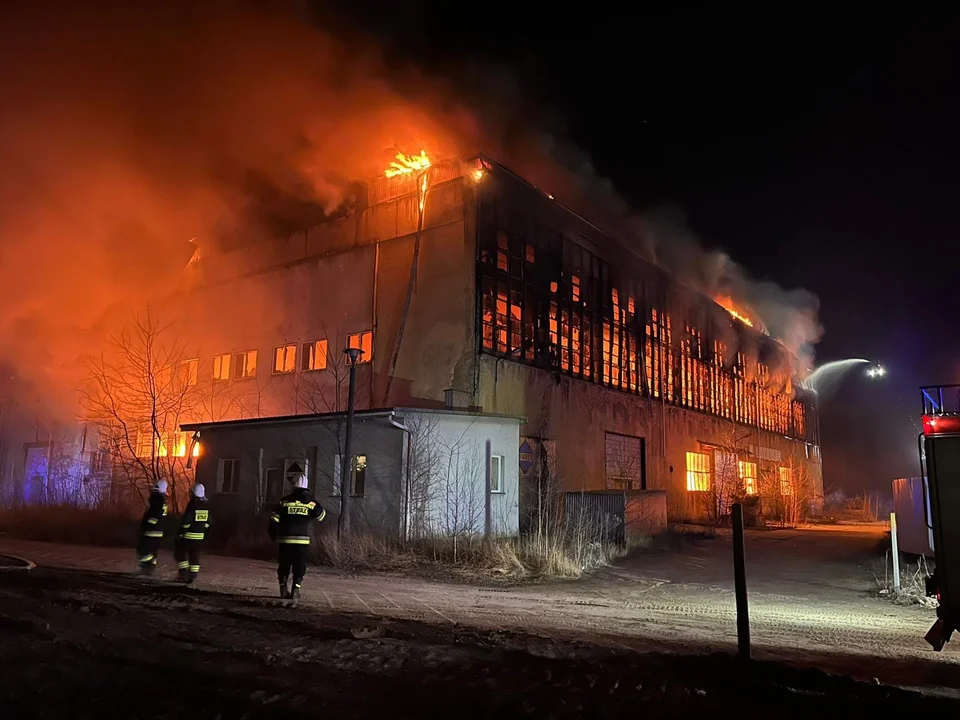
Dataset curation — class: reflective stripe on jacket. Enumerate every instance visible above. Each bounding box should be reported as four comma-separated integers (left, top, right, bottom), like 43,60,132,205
179,497,210,541
140,490,168,538
270,489,325,545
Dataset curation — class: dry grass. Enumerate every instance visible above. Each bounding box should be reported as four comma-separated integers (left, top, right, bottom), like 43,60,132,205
318,530,628,581
873,552,938,608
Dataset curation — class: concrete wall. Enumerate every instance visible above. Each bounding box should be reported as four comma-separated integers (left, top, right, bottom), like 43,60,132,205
141,163,479,424
401,411,520,536
192,417,405,539
478,355,821,523
191,410,521,541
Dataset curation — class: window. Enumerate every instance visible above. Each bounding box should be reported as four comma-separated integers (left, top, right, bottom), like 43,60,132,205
136,428,154,458
273,344,296,374
779,466,793,495
265,467,284,503
234,350,257,379
604,433,645,490
301,340,328,371
353,454,367,496
217,458,241,494
738,460,758,495
490,454,504,493
178,359,198,387
212,353,231,382
347,331,373,363
686,451,711,492
333,455,342,496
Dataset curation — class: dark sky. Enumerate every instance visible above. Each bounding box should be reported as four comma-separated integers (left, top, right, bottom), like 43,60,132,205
321,4,960,495
219,4,955,495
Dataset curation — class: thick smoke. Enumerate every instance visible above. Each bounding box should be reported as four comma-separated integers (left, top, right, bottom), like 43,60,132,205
0,1,822,423
0,1,472,417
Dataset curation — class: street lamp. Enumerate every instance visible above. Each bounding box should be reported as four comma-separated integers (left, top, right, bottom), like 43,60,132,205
339,345,364,537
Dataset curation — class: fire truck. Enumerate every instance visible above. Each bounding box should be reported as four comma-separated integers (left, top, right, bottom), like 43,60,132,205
919,384,960,651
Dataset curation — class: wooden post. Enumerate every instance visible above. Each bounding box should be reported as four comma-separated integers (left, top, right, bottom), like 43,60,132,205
484,439,492,538
732,502,751,659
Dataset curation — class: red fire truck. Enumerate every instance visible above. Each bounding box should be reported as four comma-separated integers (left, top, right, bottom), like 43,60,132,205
919,384,960,651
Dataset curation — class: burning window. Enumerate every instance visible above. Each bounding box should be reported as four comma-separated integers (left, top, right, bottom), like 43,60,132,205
301,340,328,371
347,331,373,363
217,458,241,494
234,350,257,379
273,344,296,374
178,358,198,387
212,353,231,382
738,460,758,495
686,451,711,492
779,466,793,495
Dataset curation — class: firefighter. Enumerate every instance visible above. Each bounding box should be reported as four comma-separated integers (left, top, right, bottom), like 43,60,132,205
269,470,325,600
136,479,168,574
175,483,210,584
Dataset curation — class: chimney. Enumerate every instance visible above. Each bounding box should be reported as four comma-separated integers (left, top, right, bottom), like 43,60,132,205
444,389,470,410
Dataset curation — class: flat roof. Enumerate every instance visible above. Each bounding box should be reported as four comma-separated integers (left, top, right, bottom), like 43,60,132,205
181,406,525,432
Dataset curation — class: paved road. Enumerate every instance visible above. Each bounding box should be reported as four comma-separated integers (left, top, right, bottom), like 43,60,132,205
2,527,957,689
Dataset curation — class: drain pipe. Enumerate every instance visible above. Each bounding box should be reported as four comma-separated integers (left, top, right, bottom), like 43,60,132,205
388,412,413,542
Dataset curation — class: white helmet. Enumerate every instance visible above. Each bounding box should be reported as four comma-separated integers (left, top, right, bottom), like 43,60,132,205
294,474,308,489
192,483,205,499
155,480,169,494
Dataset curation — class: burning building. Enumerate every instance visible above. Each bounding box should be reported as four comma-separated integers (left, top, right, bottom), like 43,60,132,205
66,152,821,534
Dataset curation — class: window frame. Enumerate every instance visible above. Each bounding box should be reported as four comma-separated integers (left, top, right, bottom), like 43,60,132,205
273,344,297,375
346,331,373,364
779,466,793,495
217,458,241,495
234,350,258,380
353,454,367,496
685,451,711,493
489,454,504,494
738,460,758,495
301,339,328,372
212,353,231,382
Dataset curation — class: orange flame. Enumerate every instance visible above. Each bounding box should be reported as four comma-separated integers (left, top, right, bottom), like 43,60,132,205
715,295,755,328
418,174,427,213
384,150,431,178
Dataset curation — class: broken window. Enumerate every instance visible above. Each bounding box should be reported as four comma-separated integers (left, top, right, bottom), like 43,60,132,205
738,460,758,495
347,331,373,363
234,350,257,379
273,344,296,374
353,454,367,496
686,451,711,492
301,340,328,371
217,458,241,494
605,433,645,490
779,466,793,495
212,353,231,382
178,358,198,387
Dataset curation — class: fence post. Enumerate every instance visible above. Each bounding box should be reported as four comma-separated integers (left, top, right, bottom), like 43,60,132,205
484,439,492,539
891,511,901,592
732,503,751,660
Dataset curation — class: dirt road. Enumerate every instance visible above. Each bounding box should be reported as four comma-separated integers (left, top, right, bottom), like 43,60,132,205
1,526,958,714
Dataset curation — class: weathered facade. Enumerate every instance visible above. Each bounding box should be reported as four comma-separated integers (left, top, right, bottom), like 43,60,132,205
87,153,819,526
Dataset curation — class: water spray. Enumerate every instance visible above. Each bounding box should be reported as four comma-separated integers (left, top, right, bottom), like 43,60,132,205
800,358,886,398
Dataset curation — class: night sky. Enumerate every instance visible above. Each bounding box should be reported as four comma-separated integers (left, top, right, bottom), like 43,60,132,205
324,4,960,495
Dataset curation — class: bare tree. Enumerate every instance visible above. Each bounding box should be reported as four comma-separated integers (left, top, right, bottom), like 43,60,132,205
80,311,205,511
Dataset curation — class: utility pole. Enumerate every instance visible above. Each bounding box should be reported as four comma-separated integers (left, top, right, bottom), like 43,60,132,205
339,346,363,538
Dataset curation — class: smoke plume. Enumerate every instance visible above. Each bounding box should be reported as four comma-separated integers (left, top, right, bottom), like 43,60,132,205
0,1,822,423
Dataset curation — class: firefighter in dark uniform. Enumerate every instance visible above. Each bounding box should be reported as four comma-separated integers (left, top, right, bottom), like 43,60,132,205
175,483,210,584
270,468,325,600
136,479,168,574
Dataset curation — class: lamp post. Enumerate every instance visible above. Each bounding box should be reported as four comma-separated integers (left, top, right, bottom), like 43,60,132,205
339,345,364,538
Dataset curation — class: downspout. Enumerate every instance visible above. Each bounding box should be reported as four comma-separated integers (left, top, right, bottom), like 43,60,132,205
388,412,413,542
372,239,380,405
